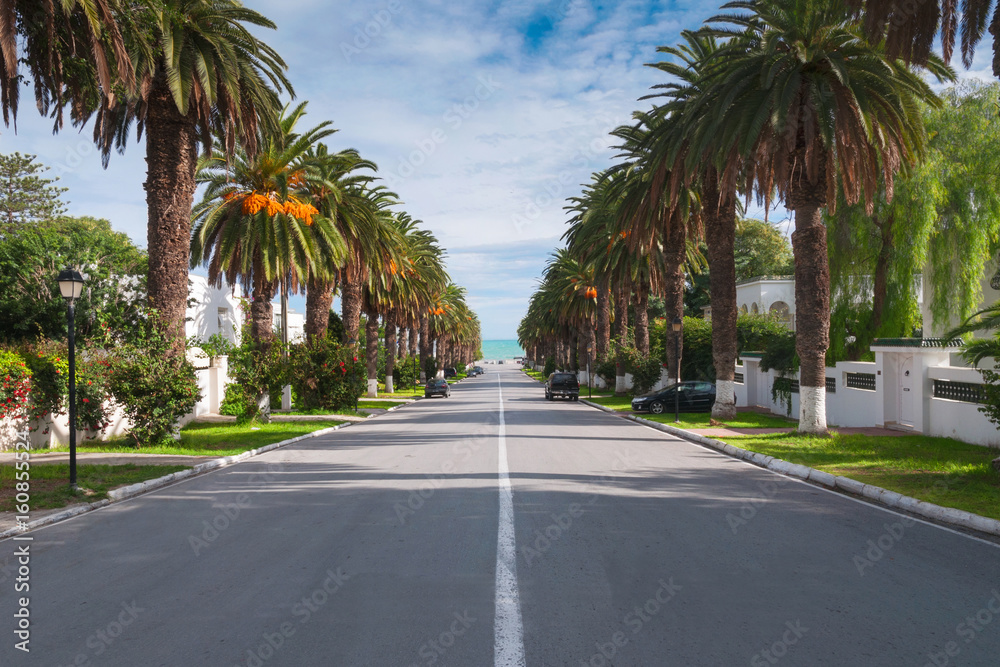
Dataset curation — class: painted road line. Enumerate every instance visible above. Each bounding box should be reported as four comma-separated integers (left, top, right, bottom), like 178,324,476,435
494,374,526,666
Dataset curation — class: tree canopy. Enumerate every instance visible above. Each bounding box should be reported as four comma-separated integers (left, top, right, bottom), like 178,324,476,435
0,153,69,229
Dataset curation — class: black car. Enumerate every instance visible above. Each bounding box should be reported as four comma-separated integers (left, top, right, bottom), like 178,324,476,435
424,378,451,398
443,367,458,379
631,381,716,414
467,366,484,377
545,372,580,401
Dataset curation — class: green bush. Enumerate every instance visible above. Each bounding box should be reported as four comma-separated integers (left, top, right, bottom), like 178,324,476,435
594,357,617,387
543,356,556,376
288,337,365,412
660,313,793,382
424,356,439,380
75,354,115,439
20,341,69,425
104,318,201,446
629,356,663,396
225,337,288,423
0,349,31,421
394,356,421,388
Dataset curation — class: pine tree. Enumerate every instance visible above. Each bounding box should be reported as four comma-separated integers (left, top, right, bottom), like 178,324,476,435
0,152,69,228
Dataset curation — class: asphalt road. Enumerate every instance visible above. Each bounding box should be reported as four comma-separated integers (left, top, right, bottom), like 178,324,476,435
2,365,1000,666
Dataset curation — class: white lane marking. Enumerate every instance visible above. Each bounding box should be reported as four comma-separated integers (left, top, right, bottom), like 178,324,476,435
494,374,526,666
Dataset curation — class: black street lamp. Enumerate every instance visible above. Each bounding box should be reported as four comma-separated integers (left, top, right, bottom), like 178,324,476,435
586,344,593,399
58,268,85,490
672,317,682,423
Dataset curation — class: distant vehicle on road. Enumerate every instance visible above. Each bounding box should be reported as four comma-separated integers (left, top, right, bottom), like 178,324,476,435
443,367,457,378
468,366,484,376
545,372,579,401
424,378,451,398
631,381,716,414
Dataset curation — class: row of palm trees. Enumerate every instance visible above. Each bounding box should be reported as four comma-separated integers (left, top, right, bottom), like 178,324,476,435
186,101,481,395
2,0,479,395
521,0,961,434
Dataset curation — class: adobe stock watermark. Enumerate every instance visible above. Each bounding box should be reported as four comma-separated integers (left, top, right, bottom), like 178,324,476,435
580,577,682,666
55,600,145,667
188,461,287,556
382,74,502,189
725,475,792,534
520,448,636,567
852,516,917,576
922,590,1000,667
340,0,404,63
749,620,809,666
232,565,351,667
406,610,476,666
510,112,618,236
393,422,495,525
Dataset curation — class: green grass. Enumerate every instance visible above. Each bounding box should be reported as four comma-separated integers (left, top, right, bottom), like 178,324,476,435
0,464,189,511
279,400,404,415
47,420,346,458
379,384,424,397
524,370,546,381
720,432,1000,521
584,395,796,428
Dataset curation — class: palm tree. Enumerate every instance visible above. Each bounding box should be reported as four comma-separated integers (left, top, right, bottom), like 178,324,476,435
642,30,746,420
190,103,345,344
300,144,381,340
707,0,949,433
94,0,291,352
1,0,131,129
849,1,998,76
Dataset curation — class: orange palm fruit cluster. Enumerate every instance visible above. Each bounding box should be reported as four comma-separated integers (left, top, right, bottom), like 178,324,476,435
585,287,598,299
283,200,319,225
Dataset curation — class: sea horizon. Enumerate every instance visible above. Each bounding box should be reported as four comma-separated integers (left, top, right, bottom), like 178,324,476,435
480,339,525,361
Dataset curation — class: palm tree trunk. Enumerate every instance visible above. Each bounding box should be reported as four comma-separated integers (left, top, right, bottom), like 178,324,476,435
792,202,831,434
409,325,419,358
596,276,611,359
704,173,738,420
365,310,379,397
384,312,397,394
419,315,430,381
305,278,335,340
145,73,199,356
633,282,650,356
250,268,277,345
397,323,408,360
340,271,363,346
614,285,629,394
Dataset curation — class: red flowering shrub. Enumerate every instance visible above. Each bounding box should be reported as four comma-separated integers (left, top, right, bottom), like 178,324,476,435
0,350,31,422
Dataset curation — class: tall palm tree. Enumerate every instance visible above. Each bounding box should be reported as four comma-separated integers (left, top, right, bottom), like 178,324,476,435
642,30,746,420
190,102,345,344
707,0,949,433
94,0,291,352
300,144,381,340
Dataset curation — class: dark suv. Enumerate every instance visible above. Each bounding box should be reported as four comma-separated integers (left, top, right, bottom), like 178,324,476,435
545,372,580,401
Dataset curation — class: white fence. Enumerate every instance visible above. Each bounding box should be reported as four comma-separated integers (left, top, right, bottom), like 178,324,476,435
0,361,230,450
737,342,999,448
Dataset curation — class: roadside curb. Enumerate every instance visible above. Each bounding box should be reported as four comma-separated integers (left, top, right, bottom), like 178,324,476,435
0,422,356,541
580,399,1000,538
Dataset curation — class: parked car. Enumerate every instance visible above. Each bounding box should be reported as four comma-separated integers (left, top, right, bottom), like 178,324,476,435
467,366,484,377
424,378,451,398
474,366,484,375
631,381,716,414
443,367,458,379
545,372,580,401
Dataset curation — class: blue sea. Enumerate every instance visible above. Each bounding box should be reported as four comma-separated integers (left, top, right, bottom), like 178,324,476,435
480,340,525,361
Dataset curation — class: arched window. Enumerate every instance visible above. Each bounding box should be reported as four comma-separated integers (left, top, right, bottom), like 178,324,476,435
751,302,759,314
740,304,748,314
769,301,791,324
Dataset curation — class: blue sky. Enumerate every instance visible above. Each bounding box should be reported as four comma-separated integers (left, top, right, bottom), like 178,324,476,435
2,1,991,339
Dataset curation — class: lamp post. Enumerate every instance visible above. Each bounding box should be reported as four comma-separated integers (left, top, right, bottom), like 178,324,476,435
586,344,593,399
58,268,85,490
672,317,682,423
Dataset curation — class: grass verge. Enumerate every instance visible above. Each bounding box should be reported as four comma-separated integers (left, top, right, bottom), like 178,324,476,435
279,401,405,415
47,420,346,458
0,464,189,512
720,432,1000,521
585,396,796,428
